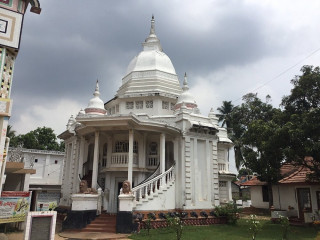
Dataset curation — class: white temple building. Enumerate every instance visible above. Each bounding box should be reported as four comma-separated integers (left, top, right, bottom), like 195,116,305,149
59,17,235,214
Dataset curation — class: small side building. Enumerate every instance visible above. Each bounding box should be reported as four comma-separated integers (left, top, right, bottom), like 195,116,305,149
242,160,320,223
8,147,64,211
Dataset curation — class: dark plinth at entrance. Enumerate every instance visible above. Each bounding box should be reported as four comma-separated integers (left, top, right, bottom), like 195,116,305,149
116,211,137,233
62,210,96,230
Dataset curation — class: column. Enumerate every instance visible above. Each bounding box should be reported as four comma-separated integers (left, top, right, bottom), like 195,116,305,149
78,137,85,178
206,140,212,203
128,129,134,187
160,133,166,186
91,131,99,189
173,137,179,206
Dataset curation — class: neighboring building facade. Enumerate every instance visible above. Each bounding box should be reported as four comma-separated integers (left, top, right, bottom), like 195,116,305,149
7,147,64,211
59,17,235,213
242,160,320,223
0,0,41,194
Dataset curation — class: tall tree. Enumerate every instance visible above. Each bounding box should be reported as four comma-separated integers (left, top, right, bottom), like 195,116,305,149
281,65,320,179
217,101,234,131
9,126,64,151
229,93,283,207
229,93,275,170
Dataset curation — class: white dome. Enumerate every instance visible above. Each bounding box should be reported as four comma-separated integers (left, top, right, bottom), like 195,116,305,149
87,96,104,109
126,50,176,75
85,81,106,115
175,73,198,110
176,90,196,106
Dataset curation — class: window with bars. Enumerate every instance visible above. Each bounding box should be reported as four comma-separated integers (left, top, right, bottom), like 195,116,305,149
148,142,158,155
146,100,153,108
135,101,143,109
170,102,175,110
126,102,134,109
114,141,138,153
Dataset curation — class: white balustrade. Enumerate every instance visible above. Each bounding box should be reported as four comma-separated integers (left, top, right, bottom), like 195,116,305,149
218,163,228,172
110,153,138,167
147,155,158,167
132,166,174,202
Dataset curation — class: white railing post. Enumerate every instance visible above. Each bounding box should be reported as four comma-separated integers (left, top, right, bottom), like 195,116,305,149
131,166,174,203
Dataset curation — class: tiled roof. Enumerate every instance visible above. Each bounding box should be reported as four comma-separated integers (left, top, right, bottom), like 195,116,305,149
278,165,313,184
241,176,267,186
240,157,318,186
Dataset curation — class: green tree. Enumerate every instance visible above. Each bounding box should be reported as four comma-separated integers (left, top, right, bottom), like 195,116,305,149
9,126,64,151
237,168,253,179
217,100,234,131
281,65,320,179
228,93,283,206
229,93,275,170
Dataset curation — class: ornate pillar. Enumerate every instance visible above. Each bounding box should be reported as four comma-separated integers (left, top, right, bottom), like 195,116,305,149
160,133,166,174
91,131,99,189
128,129,134,187
160,133,166,186
78,137,85,178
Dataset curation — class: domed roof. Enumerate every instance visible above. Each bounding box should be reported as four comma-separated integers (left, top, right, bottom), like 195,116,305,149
126,50,176,75
125,16,176,76
85,80,107,115
117,16,182,98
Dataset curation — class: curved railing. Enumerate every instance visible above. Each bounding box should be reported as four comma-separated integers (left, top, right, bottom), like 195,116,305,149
136,163,160,187
131,165,174,202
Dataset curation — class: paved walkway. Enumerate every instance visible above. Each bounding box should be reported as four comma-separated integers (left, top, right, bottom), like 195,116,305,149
5,231,130,240
59,231,130,240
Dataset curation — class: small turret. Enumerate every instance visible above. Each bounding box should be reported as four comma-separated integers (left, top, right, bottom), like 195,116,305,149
175,73,198,112
208,108,219,126
85,80,107,115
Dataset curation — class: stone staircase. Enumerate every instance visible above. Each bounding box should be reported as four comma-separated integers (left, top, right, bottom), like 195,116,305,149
76,213,117,233
132,166,175,211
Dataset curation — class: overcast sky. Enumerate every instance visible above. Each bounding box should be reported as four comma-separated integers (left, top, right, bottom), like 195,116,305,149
9,0,320,137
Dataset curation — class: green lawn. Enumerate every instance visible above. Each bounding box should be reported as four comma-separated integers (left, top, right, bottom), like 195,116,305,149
129,219,320,240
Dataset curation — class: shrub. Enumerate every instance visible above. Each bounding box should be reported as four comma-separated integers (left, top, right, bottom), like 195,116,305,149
247,214,261,240
214,202,241,224
166,215,183,240
279,216,289,240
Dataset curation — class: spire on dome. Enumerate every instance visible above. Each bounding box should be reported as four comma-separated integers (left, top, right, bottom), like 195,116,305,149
150,15,155,35
183,72,189,91
174,73,198,112
85,80,106,115
143,15,162,51
94,79,100,97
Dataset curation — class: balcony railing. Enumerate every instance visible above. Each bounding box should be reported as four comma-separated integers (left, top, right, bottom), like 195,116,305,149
218,163,228,172
147,155,158,168
110,153,138,167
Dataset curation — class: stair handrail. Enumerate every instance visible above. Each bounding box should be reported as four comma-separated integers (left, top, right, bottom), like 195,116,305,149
131,165,174,201
135,162,160,187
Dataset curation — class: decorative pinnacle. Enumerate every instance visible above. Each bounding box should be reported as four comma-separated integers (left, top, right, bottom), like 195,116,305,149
183,72,189,91
150,15,155,35
94,79,100,97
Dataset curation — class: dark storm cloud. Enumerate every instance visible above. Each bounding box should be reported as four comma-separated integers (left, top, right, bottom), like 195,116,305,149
13,1,282,103
9,0,320,134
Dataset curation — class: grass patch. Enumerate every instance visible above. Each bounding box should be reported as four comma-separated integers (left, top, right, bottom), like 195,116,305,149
130,219,319,240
